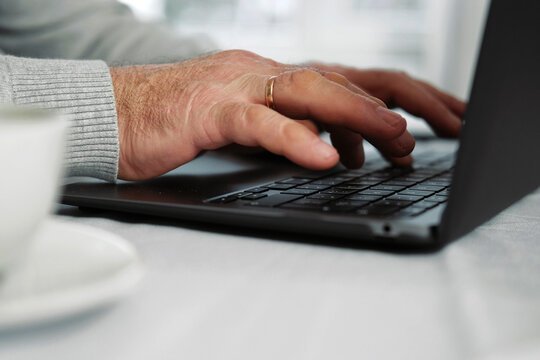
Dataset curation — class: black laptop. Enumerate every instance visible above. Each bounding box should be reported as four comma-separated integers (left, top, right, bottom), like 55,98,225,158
62,0,540,249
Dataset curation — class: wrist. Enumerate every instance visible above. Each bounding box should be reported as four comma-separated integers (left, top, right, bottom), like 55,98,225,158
110,66,136,179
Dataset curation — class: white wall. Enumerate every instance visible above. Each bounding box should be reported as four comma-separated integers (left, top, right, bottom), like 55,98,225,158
119,0,490,98
441,0,490,98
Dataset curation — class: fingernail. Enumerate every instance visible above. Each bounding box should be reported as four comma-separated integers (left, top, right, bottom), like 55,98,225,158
395,131,416,155
391,155,414,167
452,114,463,133
377,107,406,128
313,141,338,160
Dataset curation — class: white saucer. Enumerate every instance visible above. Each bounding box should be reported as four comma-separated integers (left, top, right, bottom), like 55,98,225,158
0,217,143,330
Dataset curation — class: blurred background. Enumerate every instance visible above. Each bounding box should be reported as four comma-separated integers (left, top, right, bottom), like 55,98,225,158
118,0,490,99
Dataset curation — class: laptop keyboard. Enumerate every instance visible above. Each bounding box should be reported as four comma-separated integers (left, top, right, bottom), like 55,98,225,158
207,151,455,218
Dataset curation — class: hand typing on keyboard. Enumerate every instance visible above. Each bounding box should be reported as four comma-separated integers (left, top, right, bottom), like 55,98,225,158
112,50,466,180
208,152,455,217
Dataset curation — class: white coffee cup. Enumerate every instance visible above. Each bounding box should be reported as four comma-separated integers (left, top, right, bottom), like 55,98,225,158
0,105,67,272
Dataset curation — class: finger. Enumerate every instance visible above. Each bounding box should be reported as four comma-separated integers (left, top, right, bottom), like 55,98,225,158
292,71,386,135
296,119,319,135
365,129,415,159
322,72,418,167
386,73,462,137
384,154,414,167
313,71,415,165
218,103,339,169
327,126,366,169
266,70,407,140
416,80,467,118
321,71,387,108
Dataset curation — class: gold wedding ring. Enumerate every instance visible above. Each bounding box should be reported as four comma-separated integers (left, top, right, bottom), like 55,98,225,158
265,75,278,110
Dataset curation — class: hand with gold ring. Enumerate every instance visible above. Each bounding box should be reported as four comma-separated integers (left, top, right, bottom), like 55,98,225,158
110,50,465,181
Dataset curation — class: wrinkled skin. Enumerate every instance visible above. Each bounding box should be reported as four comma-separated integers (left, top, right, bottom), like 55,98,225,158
110,50,465,181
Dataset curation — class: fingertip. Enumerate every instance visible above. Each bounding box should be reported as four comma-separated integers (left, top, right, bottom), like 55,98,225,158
310,140,340,168
451,97,467,117
341,158,364,169
376,107,407,138
451,113,464,132
296,119,320,135
389,154,413,167
393,130,415,157
435,114,462,138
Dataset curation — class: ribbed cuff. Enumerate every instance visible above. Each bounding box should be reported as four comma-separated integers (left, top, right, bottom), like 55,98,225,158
5,56,119,182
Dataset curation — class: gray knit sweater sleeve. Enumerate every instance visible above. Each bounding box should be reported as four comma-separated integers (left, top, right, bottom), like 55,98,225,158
0,0,216,65
0,55,119,180
0,0,217,181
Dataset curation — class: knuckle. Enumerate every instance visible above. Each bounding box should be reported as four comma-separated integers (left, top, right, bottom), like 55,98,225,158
327,71,349,84
243,104,266,123
395,70,410,81
279,120,308,145
217,102,244,132
262,56,281,67
224,49,261,64
237,104,269,141
235,49,259,58
288,69,323,89
278,121,295,143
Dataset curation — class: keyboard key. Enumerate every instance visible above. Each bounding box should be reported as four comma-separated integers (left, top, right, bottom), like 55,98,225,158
422,180,451,186
398,190,433,197
382,180,417,186
342,200,370,206
294,171,340,179
335,184,371,191
308,193,343,201
372,168,412,177
281,188,318,195
394,175,430,182
434,176,453,183
265,183,296,190
437,189,450,196
311,178,349,186
320,188,358,195
330,174,359,180
409,184,446,192
327,200,370,208
347,194,383,202
376,199,414,208
247,194,303,207
246,187,269,193
276,177,312,185
412,168,440,175
386,194,424,202
297,184,331,191
346,179,381,186
359,189,395,196
278,198,329,210
360,176,388,181
371,185,407,191
413,200,440,209
424,195,448,203
345,169,372,176
240,193,268,200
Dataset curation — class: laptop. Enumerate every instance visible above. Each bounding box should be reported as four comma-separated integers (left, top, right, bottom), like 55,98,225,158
61,0,540,249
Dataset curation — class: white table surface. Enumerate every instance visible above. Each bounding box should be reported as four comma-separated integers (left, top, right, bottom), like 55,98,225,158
1,188,539,360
